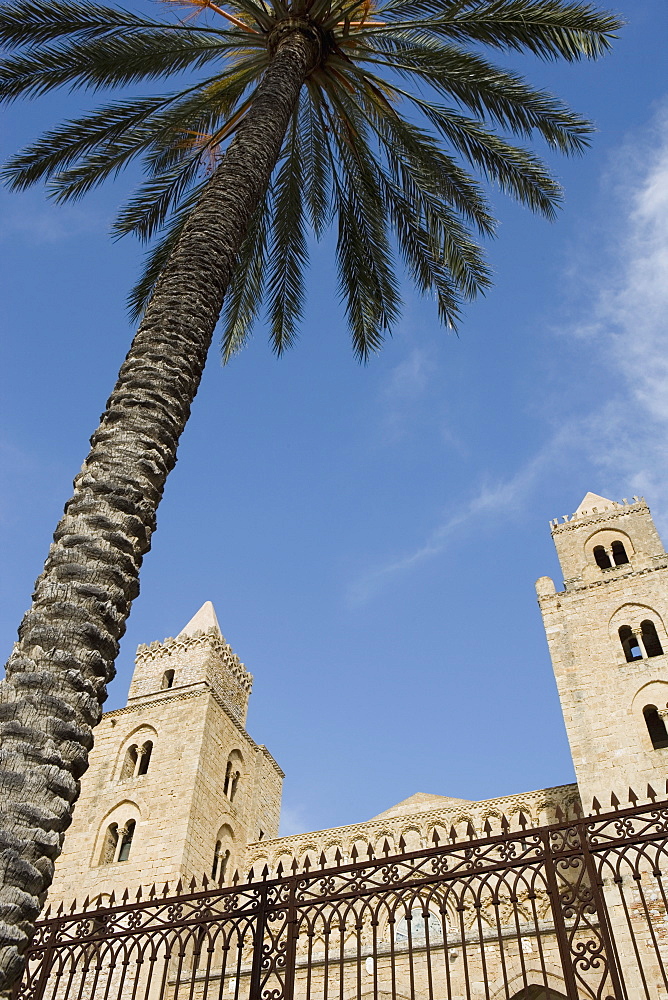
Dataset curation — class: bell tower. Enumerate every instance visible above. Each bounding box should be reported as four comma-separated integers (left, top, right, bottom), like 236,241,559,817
536,493,668,808
48,603,284,906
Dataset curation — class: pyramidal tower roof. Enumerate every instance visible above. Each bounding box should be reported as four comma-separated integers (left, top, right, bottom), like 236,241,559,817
178,601,222,638
574,492,615,518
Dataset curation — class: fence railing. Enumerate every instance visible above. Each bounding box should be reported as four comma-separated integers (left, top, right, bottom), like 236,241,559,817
18,797,668,1000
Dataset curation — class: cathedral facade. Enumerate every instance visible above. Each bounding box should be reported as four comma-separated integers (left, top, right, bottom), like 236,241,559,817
47,493,668,907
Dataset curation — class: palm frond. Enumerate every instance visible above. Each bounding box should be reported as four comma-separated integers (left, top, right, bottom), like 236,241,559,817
220,182,272,359
265,114,308,354
373,1,623,61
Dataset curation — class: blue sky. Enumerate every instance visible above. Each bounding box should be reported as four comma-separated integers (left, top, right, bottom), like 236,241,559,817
1,1,667,838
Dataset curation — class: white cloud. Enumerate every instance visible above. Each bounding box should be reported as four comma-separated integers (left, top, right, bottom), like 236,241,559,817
348,101,668,602
572,104,668,526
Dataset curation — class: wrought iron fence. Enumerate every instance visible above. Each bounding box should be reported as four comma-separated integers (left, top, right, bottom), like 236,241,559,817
17,796,668,1000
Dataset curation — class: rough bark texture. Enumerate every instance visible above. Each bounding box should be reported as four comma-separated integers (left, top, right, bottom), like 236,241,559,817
0,27,318,995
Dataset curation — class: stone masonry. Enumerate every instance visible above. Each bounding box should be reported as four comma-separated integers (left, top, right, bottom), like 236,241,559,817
47,492,668,909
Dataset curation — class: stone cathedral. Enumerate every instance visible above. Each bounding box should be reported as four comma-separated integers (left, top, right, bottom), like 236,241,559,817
48,493,668,907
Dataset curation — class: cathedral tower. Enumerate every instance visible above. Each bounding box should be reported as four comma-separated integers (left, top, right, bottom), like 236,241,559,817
536,493,668,807
48,603,283,905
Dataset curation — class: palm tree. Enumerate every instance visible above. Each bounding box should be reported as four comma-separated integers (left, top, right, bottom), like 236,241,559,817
0,0,620,989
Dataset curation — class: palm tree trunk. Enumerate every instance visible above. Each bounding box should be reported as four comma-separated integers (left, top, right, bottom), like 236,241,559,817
0,25,319,994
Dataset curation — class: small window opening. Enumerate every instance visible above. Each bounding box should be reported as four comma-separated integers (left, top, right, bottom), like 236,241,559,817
641,620,663,658
643,705,668,750
121,745,138,780
212,840,222,879
619,625,642,662
611,540,629,566
230,771,241,802
100,823,119,865
117,820,136,862
223,760,232,796
137,740,153,776
162,669,175,690
211,842,230,882
594,546,612,569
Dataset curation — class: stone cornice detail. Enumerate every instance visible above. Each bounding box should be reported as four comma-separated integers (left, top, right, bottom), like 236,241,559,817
135,627,253,693
551,499,647,534
244,783,580,869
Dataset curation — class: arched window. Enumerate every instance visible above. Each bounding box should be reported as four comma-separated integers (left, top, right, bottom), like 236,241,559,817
211,842,231,882
594,545,612,569
117,819,136,862
611,540,629,566
120,745,138,780
223,760,232,796
230,771,241,802
643,705,668,750
137,740,153,776
162,669,175,689
100,824,119,865
641,620,663,658
619,625,642,662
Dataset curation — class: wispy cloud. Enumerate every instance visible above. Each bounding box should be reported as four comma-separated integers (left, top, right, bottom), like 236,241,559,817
572,104,668,525
379,346,435,441
348,101,668,603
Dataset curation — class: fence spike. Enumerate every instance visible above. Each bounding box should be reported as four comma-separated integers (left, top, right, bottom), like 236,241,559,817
232,870,240,885
449,825,457,843
351,845,358,862
291,858,298,874
431,829,440,846
277,860,284,877
57,902,64,916
501,814,510,834
189,876,197,891
555,805,564,822
573,800,582,817
162,882,170,897
367,842,374,860
466,822,476,840
398,835,406,853
303,856,311,872
647,783,657,802
610,791,620,810
175,880,182,895
666,779,668,795
82,896,90,911
200,874,208,889
628,787,638,805
483,818,492,837
70,898,78,913
518,812,527,830
319,852,327,869
334,848,342,864
43,905,51,920
592,797,601,815
248,868,255,881
261,865,269,880
382,839,391,857
135,886,143,902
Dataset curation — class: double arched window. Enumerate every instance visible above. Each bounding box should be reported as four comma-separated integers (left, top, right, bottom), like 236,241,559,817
100,819,136,865
593,540,629,569
618,621,663,662
643,705,668,750
120,740,153,779
223,751,242,801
